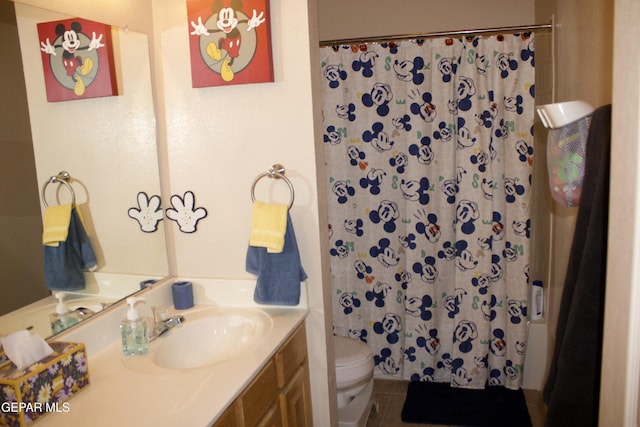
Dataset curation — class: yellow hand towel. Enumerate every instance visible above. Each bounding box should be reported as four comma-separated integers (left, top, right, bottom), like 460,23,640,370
42,203,73,247
249,201,288,253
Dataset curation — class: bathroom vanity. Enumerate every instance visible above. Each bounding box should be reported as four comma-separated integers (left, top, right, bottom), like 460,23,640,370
29,279,311,427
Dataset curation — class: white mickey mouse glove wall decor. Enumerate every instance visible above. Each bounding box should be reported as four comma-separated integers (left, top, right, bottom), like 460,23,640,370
128,192,164,233
165,191,207,233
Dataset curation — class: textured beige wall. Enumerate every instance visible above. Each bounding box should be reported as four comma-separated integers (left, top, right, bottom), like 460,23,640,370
9,0,152,33
554,0,613,106
317,0,535,41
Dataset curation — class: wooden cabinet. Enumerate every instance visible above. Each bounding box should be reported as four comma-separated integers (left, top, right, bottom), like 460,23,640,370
279,364,312,427
212,323,312,427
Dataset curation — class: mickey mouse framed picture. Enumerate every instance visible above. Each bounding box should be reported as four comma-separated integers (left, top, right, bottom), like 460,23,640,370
187,0,274,87
37,18,118,102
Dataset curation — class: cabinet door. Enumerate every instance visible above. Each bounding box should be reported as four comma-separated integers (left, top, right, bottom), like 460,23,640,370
279,364,312,427
240,359,279,427
276,325,308,388
256,403,283,427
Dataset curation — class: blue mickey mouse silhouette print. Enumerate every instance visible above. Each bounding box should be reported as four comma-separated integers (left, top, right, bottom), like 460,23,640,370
352,50,379,78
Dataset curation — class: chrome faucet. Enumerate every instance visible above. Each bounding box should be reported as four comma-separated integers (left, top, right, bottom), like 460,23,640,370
73,302,112,319
73,307,96,319
149,307,184,341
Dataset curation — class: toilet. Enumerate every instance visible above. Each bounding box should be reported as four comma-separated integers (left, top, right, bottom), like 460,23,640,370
334,335,375,427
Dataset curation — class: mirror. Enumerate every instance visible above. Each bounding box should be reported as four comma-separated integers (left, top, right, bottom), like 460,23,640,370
0,2,169,339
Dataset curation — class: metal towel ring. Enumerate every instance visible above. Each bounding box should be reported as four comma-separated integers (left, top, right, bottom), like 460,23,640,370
250,164,295,210
41,171,76,208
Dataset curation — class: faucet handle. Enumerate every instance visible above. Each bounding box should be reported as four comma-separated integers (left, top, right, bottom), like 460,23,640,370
151,306,173,324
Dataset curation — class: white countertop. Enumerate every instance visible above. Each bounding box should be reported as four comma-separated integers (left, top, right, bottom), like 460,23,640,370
36,305,307,427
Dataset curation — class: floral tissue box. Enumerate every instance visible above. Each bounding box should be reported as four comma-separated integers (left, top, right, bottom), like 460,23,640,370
0,342,89,427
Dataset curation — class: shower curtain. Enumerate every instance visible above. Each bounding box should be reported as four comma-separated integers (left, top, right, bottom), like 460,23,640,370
321,33,535,390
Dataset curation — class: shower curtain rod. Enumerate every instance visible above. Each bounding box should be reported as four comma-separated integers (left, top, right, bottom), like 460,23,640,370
319,22,552,47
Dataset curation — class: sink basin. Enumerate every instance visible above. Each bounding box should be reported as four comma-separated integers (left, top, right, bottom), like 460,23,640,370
123,306,273,371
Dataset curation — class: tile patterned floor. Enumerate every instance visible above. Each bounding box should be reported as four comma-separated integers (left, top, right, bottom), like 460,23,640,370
365,379,547,427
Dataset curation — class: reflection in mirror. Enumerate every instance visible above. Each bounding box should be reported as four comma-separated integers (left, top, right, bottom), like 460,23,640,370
0,3,168,340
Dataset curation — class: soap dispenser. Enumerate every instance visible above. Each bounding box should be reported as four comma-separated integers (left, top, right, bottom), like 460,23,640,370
50,292,80,334
121,297,149,356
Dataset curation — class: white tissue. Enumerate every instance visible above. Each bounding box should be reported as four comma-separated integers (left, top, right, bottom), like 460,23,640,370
0,330,54,370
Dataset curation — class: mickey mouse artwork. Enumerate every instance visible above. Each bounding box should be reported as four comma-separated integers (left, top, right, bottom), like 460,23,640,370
187,0,273,87
37,18,117,102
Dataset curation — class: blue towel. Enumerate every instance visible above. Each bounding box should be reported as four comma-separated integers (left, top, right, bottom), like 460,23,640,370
44,207,97,291
246,213,307,305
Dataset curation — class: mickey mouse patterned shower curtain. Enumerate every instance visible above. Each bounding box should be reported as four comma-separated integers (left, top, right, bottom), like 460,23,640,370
321,33,535,390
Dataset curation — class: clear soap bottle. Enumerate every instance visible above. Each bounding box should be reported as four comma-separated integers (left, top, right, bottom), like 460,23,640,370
50,292,80,334
121,297,148,356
